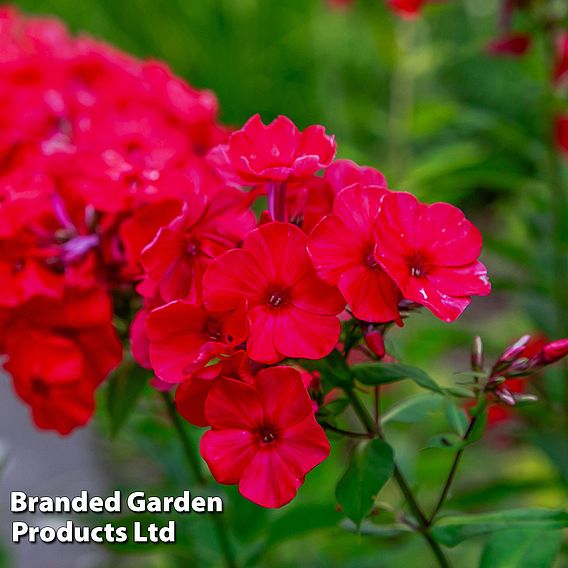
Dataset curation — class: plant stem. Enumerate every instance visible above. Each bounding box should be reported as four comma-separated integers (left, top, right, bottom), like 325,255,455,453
344,388,451,568
161,392,238,568
321,421,372,439
428,415,478,524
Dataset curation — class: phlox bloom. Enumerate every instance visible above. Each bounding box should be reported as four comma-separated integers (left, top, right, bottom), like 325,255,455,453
200,366,330,508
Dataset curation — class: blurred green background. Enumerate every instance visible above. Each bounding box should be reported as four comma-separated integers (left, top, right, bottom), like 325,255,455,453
4,0,568,566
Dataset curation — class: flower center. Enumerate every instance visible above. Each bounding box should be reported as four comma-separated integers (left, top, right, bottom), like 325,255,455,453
186,239,199,256
267,288,288,309
258,426,278,444
406,250,430,279
31,378,50,397
363,245,378,269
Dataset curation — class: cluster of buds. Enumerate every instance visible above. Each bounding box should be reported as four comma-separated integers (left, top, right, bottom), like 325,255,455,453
471,335,568,407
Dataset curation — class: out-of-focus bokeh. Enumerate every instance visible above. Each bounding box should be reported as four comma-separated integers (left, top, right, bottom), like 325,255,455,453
2,0,568,566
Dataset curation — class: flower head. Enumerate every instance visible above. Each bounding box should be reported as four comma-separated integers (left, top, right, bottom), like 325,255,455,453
200,366,330,508
308,184,401,323
375,192,491,322
208,114,336,185
204,221,345,363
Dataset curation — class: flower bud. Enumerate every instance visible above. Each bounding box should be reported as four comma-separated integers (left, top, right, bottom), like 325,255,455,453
495,386,516,406
499,334,531,364
364,330,385,359
471,336,484,371
541,338,568,365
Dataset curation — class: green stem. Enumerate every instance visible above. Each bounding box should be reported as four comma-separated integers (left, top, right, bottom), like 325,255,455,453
428,415,478,524
344,388,451,568
161,393,238,568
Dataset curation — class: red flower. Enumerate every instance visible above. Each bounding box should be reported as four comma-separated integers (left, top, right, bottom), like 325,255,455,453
375,192,491,322
200,366,330,508
207,114,336,185
487,33,532,57
555,115,568,157
308,185,402,323
204,221,345,363
144,299,246,384
175,351,253,427
388,0,426,18
1,289,122,435
324,159,387,193
141,189,256,303
554,31,568,85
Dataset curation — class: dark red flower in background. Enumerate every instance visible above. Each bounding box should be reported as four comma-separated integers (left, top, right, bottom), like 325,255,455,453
487,33,532,57
375,192,491,322
200,366,330,508
0,289,122,435
204,222,345,363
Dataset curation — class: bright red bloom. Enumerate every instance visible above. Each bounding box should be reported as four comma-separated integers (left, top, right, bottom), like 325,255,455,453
144,299,246,384
175,351,253,427
308,185,401,323
1,289,122,435
141,189,256,303
324,159,387,193
200,366,330,508
204,222,345,363
554,31,568,85
388,0,426,18
375,192,491,322
487,33,532,57
207,114,336,185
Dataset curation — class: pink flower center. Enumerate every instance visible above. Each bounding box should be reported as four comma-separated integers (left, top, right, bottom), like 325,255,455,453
31,378,50,397
186,239,199,256
363,245,378,269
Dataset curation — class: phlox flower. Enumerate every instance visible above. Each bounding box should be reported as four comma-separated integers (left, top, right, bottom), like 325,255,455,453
200,366,330,508
308,184,402,323
204,221,345,363
374,192,491,322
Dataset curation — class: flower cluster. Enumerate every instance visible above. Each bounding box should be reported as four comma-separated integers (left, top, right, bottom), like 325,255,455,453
129,112,491,506
7,6,564,513
0,7,227,434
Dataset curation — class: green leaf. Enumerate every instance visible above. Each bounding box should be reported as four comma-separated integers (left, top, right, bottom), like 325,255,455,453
382,393,443,425
445,402,469,436
106,360,151,438
300,349,352,388
351,362,443,393
480,528,563,568
336,439,394,526
466,408,488,446
426,433,464,450
340,519,413,538
431,509,568,547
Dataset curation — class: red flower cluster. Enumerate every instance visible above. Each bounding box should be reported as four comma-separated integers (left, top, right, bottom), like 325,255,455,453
0,7,228,433
1,8,491,509
130,112,490,506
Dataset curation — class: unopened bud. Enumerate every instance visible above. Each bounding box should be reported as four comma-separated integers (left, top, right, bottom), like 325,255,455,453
495,386,516,406
364,331,385,359
499,335,531,364
471,336,484,371
541,338,568,365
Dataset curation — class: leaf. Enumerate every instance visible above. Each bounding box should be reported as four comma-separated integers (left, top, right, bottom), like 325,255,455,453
445,402,469,436
480,528,563,568
336,439,394,526
431,509,568,547
106,360,151,438
300,349,352,388
426,433,464,450
382,393,443,425
465,408,488,446
340,519,413,538
351,362,443,393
